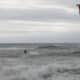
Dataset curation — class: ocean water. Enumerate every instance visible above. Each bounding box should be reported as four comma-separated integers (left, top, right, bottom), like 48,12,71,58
0,43,80,48
0,43,80,80
0,43,79,57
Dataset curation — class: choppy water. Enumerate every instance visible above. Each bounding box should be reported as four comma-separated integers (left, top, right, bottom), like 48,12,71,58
0,43,80,80
0,56,80,80
0,43,80,48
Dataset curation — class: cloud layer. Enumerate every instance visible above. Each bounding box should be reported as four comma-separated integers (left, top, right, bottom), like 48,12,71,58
0,0,79,43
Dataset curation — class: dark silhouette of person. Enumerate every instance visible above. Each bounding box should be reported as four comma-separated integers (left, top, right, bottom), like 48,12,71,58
24,49,27,54
77,4,80,15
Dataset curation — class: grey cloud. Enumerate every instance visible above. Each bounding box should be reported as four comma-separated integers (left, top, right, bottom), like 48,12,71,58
20,31,80,43
42,0,76,8
0,9,79,23
1,31,80,43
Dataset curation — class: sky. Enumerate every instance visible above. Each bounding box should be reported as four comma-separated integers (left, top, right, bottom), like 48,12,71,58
0,0,80,43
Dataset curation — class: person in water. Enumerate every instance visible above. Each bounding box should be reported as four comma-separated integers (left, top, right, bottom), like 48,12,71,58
24,49,27,54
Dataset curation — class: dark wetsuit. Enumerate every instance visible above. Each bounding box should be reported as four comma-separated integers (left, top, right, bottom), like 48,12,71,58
24,50,27,54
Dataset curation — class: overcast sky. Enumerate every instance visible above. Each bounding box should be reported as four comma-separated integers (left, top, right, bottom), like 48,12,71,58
0,0,80,43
